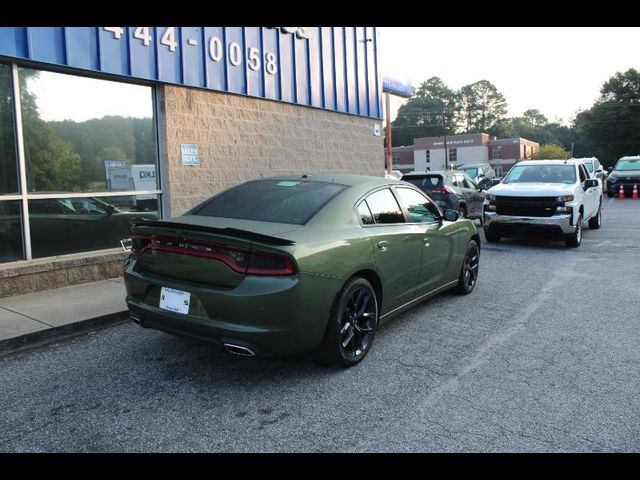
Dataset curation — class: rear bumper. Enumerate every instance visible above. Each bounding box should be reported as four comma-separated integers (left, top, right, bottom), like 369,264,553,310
124,259,343,356
483,212,574,237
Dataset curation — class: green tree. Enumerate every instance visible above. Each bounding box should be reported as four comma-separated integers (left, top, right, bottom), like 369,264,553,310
456,80,508,133
574,68,640,166
18,70,87,192
390,77,457,147
522,109,548,128
532,144,571,160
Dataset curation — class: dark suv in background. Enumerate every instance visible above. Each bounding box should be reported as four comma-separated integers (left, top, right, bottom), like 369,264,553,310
458,163,500,189
402,170,487,220
607,156,640,197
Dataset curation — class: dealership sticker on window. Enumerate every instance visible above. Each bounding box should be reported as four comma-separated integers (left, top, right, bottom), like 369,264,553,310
181,143,199,166
159,287,191,314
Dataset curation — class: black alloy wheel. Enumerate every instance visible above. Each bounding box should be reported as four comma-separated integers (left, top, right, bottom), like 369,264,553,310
456,240,479,294
317,277,378,367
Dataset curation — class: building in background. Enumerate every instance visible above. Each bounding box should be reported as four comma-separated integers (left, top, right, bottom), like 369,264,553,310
0,27,384,297
392,133,539,176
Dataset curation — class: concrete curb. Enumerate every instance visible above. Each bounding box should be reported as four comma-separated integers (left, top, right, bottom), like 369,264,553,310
0,311,130,358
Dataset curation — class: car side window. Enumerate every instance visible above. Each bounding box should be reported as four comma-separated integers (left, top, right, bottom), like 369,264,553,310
363,188,405,225
395,187,441,223
457,174,470,189
578,165,587,183
357,201,374,225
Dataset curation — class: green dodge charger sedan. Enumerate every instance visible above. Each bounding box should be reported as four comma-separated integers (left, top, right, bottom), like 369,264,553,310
124,174,480,367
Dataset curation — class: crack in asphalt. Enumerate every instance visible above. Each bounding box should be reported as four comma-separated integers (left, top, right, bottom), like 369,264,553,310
348,264,583,452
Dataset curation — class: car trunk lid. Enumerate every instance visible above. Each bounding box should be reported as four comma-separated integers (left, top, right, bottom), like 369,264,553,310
130,217,298,288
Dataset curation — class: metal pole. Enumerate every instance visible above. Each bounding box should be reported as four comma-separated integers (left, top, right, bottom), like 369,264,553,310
385,92,392,173
443,108,448,170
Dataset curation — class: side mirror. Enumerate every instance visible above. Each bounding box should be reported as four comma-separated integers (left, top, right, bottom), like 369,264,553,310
443,209,460,222
607,166,613,172
584,178,599,189
106,204,116,215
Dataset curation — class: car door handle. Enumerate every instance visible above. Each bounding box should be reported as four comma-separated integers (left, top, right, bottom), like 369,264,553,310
377,241,389,251
423,238,431,247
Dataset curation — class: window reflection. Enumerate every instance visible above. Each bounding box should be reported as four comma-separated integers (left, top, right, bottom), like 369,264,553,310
28,195,158,258
364,189,405,224
0,201,23,262
19,68,157,193
0,64,18,195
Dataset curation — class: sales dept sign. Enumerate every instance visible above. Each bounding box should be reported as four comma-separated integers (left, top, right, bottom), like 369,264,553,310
181,144,199,166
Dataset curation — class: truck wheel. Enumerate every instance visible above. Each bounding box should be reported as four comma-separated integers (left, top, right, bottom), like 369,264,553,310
588,203,602,229
565,214,583,248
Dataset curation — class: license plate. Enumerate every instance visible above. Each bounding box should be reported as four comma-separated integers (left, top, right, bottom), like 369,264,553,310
159,287,191,314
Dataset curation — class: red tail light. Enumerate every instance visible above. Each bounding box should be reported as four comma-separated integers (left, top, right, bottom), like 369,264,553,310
131,234,295,276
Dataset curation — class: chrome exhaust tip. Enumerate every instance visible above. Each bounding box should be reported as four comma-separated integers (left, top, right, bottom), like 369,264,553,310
223,343,256,356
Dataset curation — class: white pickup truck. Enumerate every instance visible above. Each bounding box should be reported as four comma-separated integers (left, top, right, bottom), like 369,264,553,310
483,159,602,247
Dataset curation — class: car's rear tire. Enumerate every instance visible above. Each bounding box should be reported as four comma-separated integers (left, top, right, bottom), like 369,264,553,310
455,240,479,294
607,192,614,198
588,203,602,229
316,277,379,368
566,213,583,247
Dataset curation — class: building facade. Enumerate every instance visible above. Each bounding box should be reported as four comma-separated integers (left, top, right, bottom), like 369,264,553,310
392,133,539,176
0,27,384,297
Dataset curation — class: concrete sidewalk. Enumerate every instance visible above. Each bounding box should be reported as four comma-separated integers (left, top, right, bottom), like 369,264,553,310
0,278,129,357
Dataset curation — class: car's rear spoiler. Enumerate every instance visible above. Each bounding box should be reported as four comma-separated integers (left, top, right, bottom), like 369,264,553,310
129,219,296,246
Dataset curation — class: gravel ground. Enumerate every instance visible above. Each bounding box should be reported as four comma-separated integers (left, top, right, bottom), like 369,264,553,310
1,197,638,452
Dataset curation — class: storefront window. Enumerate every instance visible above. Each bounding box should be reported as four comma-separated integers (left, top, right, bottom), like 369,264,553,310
19,68,157,194
28,194,158,258
0,63,19,195
0,201,23,262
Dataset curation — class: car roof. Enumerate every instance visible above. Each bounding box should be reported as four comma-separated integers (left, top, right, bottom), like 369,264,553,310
262,173,403,187
515,160,579,166
402,170,452,176
459,164,489,168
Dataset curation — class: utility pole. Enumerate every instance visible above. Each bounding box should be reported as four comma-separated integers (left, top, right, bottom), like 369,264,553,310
385,92,392,173
443,108,448,170
571,142,574,157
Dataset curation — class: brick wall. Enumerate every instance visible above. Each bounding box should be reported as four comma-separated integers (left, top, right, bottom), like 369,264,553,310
160,85,384,216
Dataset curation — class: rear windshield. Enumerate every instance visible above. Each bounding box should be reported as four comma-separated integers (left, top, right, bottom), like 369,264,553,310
190,180,348,225
403,175,444,190
615,159,640,171
503,164,576,184
460,167,479,178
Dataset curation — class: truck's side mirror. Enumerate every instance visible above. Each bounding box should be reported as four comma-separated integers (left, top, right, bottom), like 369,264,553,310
584,178,599,189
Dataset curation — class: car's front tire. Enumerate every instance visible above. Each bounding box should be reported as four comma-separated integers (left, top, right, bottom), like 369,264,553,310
455,240,479,294
316,277,379,367
566,213,583,247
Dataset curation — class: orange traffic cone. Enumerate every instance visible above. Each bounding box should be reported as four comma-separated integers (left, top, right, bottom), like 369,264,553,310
633,184,639,200
619,184,625,199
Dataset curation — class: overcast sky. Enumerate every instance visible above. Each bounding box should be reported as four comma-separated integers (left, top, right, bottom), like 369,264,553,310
378,27,640,125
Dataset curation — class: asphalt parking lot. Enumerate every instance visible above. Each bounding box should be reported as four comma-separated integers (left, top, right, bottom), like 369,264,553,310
0,197,639,452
